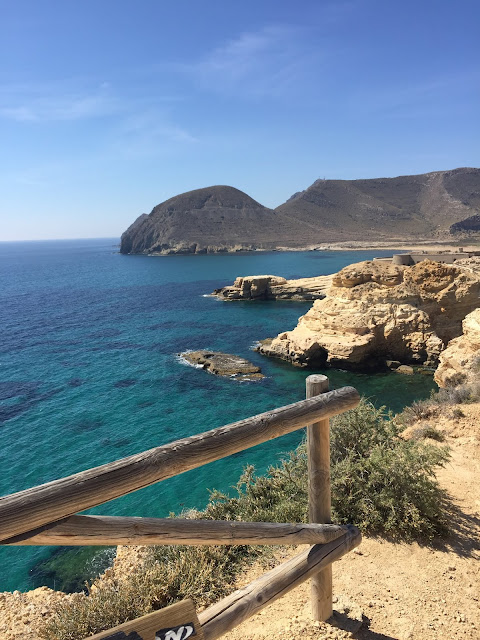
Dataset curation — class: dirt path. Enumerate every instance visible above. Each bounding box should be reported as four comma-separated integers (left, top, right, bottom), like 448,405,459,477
223,409,480,640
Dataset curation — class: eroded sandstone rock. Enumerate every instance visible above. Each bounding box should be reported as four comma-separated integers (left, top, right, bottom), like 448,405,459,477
434,309,480,387
213,274,333,301
256,259,480,371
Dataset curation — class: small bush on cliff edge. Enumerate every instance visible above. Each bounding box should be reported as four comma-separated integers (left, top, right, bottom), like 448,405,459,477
398,381,480,427
40,400,449,640
329,400,449,539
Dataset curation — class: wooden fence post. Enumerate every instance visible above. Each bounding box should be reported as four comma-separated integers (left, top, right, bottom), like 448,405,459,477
306,374,332,621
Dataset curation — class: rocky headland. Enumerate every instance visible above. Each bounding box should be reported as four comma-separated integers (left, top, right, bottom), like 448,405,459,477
120,168,480,255
120,185,302,255
212,274,333,301
180,350,264,380
255,258,480,371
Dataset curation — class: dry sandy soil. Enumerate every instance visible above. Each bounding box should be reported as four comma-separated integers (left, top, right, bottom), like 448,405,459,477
303,241,480,253
1,405,478,640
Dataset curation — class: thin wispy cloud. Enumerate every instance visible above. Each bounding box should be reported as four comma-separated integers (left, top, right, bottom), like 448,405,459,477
170,24,325,99
0,80,197,157
0,83,118,122
113,111,199,157
0,158,71,191
351,70,480,119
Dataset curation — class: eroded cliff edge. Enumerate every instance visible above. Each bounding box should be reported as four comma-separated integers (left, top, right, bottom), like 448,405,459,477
256,259,480,371
435,308,480,387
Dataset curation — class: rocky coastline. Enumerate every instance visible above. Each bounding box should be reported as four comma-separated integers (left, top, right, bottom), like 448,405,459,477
3,257,480,639
254,258,480,372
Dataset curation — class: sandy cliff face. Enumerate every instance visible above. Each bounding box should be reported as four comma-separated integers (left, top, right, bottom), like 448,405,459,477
434,309,480,387
257,259,480,370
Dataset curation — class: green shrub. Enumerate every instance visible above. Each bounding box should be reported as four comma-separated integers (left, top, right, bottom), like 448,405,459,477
404,424,445,441
202,449,309,525
328,402,449,539
41,569,159,640
398,398,440,425
207,400,449,540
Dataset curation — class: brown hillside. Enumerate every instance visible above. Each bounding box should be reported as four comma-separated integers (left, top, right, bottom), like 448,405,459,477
120,168,480,255
276,168,480,239
120,185,301,255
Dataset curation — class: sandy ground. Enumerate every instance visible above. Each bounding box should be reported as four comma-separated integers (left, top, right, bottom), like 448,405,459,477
222,406,480,640
290,241,480,253
1,406,478,640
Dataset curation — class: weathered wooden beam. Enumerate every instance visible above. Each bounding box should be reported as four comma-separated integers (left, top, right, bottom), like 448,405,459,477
2,515,349,546
0,386,359,542
198,526,362,640
306,374,333,621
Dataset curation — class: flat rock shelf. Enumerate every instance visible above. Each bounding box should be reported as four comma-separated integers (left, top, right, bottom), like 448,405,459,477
180,351,264,380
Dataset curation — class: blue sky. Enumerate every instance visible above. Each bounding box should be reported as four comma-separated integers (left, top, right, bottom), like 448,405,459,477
1,0,479,240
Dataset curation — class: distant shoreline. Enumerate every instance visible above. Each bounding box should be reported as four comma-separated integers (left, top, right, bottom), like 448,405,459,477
302,240,480,253
141,239,480,257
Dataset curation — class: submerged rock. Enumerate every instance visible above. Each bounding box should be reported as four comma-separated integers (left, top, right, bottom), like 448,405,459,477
256,259,480,371
213,274,333,301
396,365,414,375
180,350,264,380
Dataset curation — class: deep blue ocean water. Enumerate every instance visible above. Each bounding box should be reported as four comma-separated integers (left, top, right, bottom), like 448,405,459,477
0,239,436,592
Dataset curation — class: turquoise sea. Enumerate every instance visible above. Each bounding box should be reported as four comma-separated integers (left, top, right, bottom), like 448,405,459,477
0,239,436,592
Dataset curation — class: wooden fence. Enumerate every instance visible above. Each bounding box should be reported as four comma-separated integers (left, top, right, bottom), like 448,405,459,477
0,376,361,640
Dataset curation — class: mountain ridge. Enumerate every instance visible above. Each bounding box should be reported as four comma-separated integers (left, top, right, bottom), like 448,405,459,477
120,168,480,255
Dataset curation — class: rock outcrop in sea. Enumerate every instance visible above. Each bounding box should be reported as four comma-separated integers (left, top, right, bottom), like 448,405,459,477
213,274,333,301
256,259,480,371
180,351,264,380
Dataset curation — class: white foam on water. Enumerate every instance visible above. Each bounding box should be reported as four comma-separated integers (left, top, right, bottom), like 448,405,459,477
175,352,204,369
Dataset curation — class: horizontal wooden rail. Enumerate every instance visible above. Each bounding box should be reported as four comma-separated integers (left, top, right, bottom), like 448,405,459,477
198,525,362,640
2,515,349,546
0,386,359,542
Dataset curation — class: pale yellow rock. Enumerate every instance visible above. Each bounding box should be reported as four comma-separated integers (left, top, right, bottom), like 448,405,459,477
434,308,480,387
257,259,480,370
213,274,333,301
